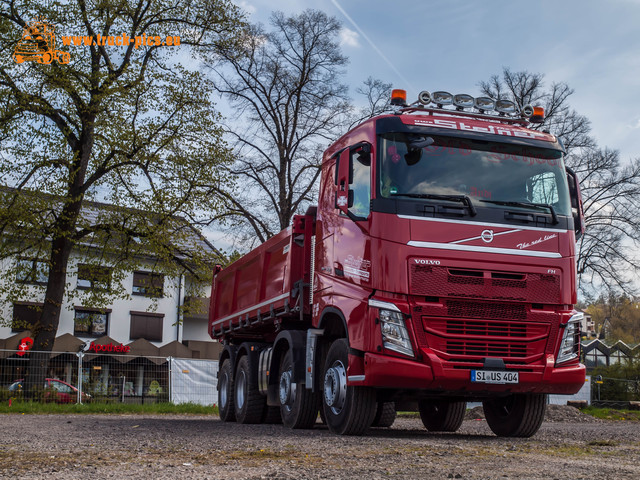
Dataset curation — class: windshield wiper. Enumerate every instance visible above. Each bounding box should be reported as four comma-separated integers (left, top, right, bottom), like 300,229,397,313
479,200,559,224
392,193,477,216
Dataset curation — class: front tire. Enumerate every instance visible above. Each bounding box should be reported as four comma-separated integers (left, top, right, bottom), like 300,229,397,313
322,339,377,435
482,394,546,437
419,399,466,432
279,349,319,429
218,358,235,422
234,355,266,424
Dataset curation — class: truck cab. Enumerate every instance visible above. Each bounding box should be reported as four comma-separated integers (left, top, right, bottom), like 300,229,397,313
211,89,585,437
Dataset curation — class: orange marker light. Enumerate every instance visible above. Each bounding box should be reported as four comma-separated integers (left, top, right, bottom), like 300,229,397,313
531,106,545,123
390,89,407,106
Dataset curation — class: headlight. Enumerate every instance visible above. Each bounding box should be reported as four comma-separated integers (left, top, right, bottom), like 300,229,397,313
556,313,582,365
369,299,414,357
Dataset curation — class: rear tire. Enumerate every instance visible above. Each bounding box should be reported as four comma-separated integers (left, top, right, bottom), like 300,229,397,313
322,339,377,435
482,393,546,437
279,349,319,429
234,355,266,424
217,358,235,422
262,406,282,424
419,399,466,432
372,402,396,428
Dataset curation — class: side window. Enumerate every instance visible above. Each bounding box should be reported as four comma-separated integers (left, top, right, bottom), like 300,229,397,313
528,172,559,205
349,148,371,218
132,271,164,297
16,258,49,285
77,264,112,291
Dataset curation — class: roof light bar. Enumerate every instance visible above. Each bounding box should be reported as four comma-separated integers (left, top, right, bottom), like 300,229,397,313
393,87,540,121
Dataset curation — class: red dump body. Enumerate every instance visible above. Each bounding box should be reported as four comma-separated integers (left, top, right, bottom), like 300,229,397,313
209,214,315,342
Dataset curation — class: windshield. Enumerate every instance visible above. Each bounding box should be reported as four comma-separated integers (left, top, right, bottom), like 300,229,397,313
378,133,571,216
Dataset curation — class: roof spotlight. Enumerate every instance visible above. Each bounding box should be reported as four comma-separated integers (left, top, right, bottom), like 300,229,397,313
453,94,474,110
418,90,432,105
495,99,517,115
475,96,495,113
521,104,534,118
432,91,453,108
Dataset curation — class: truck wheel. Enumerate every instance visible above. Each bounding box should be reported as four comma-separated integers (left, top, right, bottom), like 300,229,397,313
372,402,396,428
279,349,319,429
418,400,466,432
41,52,53,64
262,406,282,424
482,394,546,437
322,339,377,435
218,358,235,422
234,355,266,424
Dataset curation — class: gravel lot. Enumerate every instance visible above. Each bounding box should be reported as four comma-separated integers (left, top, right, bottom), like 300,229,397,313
1,407,639,479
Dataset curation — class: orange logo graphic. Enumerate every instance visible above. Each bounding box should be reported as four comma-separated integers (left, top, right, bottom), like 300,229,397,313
13,19,70,65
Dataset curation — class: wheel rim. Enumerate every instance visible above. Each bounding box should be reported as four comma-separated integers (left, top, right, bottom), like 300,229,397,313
323,359,347,415
236,369,246,410
279,368,297,412
220,371,229,408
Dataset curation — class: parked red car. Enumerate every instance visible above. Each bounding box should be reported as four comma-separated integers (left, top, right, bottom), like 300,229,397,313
9,378,90,403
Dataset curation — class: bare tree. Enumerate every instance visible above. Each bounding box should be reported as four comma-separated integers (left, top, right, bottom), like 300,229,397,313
206,10,354,245
480,68,640,295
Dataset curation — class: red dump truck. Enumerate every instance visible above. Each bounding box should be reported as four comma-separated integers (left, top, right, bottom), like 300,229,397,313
209,89,586,437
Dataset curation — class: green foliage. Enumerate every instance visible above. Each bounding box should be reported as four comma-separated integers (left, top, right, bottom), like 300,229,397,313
0,0,246,343
584,293,640,343
0,398,219,415
582,406,640,421
591,361,640,401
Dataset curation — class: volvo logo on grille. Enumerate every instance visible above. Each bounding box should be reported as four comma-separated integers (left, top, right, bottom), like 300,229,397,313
481,229,494,243
414,258,440,265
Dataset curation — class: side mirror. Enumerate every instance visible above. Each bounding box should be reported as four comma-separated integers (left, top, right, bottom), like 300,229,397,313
566,167,584,240
335,148,352,215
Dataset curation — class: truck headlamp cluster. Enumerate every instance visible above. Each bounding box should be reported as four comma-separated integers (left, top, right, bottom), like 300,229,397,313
407,90,542,121
556,313,583,365
369,299,414,357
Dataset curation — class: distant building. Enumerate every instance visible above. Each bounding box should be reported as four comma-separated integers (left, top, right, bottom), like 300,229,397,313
0,197,223,361
581,339,639,370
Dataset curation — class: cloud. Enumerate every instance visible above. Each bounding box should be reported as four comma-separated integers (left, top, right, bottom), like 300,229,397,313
237,1,256,15
339,27,360,48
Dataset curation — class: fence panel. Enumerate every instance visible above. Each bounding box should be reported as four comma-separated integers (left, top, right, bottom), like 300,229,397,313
0,349,218,405
170,358,218,406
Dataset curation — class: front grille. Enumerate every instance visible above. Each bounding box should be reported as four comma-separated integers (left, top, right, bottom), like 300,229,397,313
410,264,561,304
446,341,528,358
444,319,528,337
413,299,555,363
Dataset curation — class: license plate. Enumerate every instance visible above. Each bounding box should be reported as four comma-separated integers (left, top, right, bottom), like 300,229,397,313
471,370,519,384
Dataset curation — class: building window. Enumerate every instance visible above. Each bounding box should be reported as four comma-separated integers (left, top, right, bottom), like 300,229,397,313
130,311,164,342
12,302,43,332
77,264,112,291
132,271,164,297
74,309,110,337
16,258,49,285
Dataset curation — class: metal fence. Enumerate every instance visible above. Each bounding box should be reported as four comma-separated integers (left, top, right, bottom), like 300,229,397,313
0,349,218,405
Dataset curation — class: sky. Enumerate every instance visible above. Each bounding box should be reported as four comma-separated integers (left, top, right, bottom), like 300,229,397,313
233,0,640,162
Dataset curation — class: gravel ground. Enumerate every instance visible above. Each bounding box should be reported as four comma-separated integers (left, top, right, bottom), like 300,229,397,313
1,407,638,479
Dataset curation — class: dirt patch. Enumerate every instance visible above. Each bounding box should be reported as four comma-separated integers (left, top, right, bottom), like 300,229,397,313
1,413,638,479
